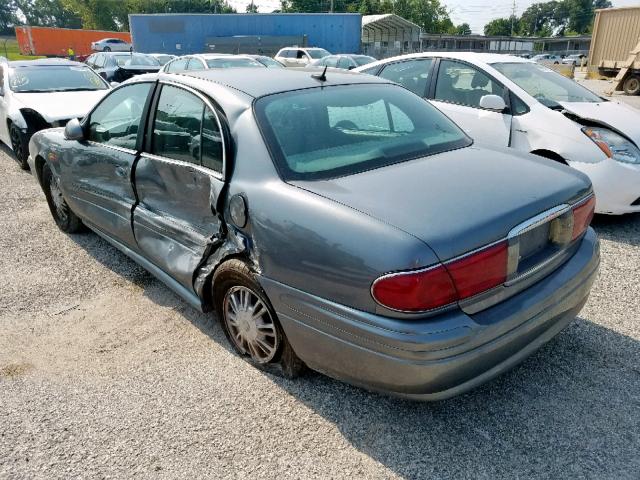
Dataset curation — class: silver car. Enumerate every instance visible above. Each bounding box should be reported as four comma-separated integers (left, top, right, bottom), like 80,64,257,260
28,69,599,400
91,38,132,52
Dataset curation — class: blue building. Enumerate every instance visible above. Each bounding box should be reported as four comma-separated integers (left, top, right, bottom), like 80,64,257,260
129,13,362,55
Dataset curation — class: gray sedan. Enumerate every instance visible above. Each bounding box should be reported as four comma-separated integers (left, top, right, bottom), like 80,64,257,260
27,69,599,400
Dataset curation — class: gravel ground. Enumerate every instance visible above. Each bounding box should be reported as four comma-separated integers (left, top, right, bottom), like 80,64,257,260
1,89,639,478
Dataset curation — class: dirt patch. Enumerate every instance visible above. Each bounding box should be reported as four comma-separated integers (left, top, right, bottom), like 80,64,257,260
0,362,34,378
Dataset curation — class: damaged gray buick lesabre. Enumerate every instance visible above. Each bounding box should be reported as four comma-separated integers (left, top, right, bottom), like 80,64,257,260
28,69,599,400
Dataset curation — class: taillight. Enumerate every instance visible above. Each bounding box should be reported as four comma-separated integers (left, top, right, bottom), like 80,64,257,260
572,195,595,240
371,264,457,312
371,241,508,312
445,241,508,300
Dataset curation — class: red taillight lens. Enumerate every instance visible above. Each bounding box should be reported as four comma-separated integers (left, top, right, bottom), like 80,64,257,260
371,241,508,312
444,241,508,300
572,195,595,240
371,264,457,312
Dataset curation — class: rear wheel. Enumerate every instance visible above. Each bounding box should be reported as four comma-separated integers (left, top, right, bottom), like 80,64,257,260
41,163,83,233
213,259,305,378
623,75,640,96
9,124,29,170
103,46,111,52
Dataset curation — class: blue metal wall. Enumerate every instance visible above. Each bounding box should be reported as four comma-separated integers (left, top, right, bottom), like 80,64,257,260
129,13,362,55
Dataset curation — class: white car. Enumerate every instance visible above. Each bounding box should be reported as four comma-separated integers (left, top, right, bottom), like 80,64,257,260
532,54,562,65
356,52,640,214
162,54,265,73
91,38,132,52
274,47,331,68
0,58,110,169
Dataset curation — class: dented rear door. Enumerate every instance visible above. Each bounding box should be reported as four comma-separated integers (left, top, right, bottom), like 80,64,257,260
132,83,226,292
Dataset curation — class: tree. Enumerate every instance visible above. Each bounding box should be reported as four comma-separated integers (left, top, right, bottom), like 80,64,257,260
484,17,514,36
454,22,471,35
1,1,18,34
246,2,258,12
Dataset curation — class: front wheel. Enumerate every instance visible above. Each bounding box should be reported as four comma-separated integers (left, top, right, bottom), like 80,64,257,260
213,259,305,378
41,163,83,233
623,75,640,95
9,124,29,170
103,46,111,52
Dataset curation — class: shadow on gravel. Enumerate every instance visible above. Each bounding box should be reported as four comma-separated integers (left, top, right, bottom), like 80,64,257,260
267,319,640,478
592,213,640,247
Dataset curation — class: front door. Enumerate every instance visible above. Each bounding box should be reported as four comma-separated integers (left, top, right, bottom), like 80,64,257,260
65,82,154,248
430,59,511,148
132,83,226,292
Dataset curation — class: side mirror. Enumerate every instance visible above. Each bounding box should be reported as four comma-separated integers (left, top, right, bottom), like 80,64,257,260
64,118,85,141
479,94,507,112
110,81,119,87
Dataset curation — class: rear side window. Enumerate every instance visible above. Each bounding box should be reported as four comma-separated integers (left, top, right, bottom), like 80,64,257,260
88,82,152,150
186,58,205,70
324,57,337,67
255,84,470,181
94,54,106,68
379,59,433,97
337,57,352,69
151,85,223,173
166,58,188,72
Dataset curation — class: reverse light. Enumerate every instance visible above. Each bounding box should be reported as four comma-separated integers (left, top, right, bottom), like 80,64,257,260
582,127,640,165
371,241,508,312
571,195,596,240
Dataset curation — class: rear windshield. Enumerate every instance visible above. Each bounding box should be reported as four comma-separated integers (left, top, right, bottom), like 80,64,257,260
114,54,160,67
206,58,264,68
9,65,108,93
255,83,471,181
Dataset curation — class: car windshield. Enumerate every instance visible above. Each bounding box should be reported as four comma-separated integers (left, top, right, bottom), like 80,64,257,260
206,58,264,68
256,56,284,68
491,62,602,105
354,55,376,66
255,84,471,181
8,65,108,93
307,49,330,59
153,55,174,65
114,54,160,67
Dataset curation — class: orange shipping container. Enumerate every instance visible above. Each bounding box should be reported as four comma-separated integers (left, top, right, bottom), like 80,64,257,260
14,26,132,57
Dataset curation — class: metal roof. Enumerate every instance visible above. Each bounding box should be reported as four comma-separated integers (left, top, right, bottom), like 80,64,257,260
362,14,421,32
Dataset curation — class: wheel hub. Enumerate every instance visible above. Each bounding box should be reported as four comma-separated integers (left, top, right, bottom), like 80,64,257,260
49,175,67,221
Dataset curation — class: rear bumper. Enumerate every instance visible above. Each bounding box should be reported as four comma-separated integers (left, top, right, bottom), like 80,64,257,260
259,228,600,400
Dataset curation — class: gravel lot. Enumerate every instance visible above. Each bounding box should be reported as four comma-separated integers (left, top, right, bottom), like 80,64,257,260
1,83,639,479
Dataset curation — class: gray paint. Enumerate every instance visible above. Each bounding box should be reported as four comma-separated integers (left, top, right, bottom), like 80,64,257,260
29,69,599,398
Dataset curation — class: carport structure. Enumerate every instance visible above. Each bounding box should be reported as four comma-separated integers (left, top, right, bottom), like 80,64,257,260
362,14,421,59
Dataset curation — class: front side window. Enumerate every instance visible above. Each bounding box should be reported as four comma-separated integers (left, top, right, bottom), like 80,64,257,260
9,65,109,93
186,58,205,70
93,54,106,68
88,82,152,150
337,57,352,69
166,58,188,72
324,56,337,68
255,84,471,181
379,59,433,97
491,62,602,106
434,60,503,108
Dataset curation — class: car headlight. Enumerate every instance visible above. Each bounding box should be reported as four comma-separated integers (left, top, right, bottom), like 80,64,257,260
582,126,640,165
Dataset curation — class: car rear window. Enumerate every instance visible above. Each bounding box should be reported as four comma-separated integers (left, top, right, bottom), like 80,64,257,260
254,83,471,181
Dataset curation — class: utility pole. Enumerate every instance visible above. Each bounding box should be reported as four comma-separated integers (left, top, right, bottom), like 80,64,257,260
510,0,516,36
330,0,334,13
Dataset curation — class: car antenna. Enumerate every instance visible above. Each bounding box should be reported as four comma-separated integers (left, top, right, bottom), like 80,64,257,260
312,65,328,82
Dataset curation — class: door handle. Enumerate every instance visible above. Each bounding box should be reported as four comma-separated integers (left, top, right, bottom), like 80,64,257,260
115,166,127,178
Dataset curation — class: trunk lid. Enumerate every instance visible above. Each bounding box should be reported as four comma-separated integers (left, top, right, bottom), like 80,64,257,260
292,145,591,261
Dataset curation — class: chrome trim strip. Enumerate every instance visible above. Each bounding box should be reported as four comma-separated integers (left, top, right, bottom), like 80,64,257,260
139,152,224,180
87,140,137,156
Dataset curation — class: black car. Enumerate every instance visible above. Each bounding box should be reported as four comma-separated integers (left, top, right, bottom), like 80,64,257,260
85,52,161,83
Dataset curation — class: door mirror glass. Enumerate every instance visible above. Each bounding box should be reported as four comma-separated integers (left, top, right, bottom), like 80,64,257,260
64,118,85,141
479,94,507,112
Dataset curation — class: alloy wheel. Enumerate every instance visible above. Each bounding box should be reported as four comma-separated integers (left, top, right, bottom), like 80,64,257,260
48,174,68,223
223,286,279,363
9,127,23,162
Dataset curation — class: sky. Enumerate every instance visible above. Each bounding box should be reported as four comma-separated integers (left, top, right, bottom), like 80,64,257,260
226,0,640,33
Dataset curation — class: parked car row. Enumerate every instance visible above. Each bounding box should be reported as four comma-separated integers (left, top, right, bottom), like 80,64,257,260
2,51,636,400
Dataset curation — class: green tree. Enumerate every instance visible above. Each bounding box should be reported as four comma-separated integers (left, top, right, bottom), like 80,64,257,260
1,1,18,34
484,17,514,36
454,22,471,35
246,1,258,12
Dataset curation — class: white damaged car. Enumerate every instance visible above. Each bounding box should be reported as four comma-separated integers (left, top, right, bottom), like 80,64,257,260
357,53,640,214
0,58,110,169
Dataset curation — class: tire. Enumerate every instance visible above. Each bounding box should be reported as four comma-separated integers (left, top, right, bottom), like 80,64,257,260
9,124,29,170
103,46,111,52
41,163,83,233
623,75,640,96
213,259,305,378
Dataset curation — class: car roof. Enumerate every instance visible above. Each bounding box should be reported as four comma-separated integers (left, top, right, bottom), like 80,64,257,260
366,52,533,68
8,58,88,68
171,67,391,98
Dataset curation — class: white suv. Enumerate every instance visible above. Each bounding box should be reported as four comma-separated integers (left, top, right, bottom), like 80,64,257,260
274,47,330,68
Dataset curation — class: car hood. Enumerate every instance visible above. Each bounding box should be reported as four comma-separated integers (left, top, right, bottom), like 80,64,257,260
292,146,591,261
559,100,640,145
13,90,109,122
